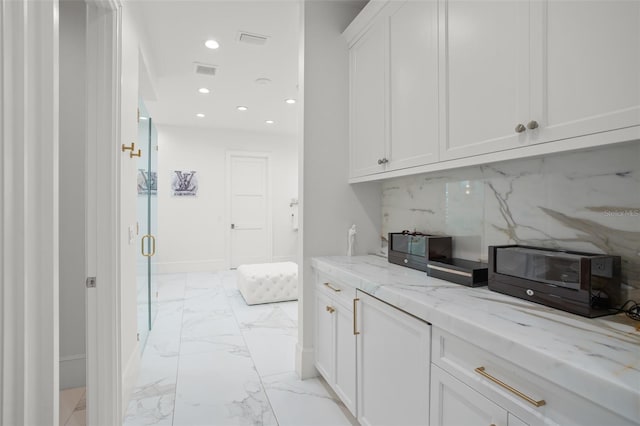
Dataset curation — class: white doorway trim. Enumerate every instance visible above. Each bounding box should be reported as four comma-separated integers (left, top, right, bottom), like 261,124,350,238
85,0,124,425
0,0,59,424
225,151,273,269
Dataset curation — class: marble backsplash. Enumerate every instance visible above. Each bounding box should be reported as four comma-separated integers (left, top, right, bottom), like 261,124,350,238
381,141,640,288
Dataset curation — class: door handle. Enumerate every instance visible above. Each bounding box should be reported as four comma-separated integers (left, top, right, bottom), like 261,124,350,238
231,223,235,229
141,234,156,257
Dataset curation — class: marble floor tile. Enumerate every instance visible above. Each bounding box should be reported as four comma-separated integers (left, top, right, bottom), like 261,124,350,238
173,350,276,426
181,308,241,340
65,409,86,426
124,352,179,426
124,389,175,426
278,301,298,323
60,387,85,426
241,330,297,378
125,271,352,426
262,372,357,426
179,334,248,358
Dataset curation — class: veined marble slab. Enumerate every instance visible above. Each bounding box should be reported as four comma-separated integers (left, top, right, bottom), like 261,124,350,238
311,255,640,424
382,141,640,288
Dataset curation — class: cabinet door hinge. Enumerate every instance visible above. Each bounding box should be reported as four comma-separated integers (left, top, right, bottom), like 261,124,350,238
86,277,96,288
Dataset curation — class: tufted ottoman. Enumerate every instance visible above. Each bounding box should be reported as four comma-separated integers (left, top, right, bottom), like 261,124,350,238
236,262,298,305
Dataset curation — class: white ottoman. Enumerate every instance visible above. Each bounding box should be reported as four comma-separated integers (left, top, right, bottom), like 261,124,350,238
236,262,298,305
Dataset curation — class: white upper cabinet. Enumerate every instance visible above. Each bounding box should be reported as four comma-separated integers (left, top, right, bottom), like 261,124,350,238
346,0,640,181
388,0,440,171
531,0,640,144
349,18,388,178
347,0,440,178
439,0,531,160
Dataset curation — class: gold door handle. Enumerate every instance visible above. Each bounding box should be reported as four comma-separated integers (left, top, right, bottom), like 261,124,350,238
353,298,360,335
326,306,335,314
323,282,341,292
141,234,156,257
475,367,545,407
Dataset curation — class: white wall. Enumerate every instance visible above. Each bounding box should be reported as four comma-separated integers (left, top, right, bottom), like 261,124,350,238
59,0,86,390
120,4,142,410
156,125,299,273
297,0,380,378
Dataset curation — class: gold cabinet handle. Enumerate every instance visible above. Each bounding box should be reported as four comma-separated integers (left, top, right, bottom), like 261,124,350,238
130,148,142,158
475,367,545,407
353,298,360,335
141,234,156,257
324,282,341,292
325,305,335,314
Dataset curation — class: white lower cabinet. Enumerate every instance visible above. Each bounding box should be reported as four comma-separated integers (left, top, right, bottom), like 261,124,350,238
431,363,528,426
314,275,357,416
334,298,357,413
356,290,431,426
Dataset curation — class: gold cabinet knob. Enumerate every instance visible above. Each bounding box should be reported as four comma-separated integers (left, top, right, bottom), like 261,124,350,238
325,306,335,314
527,120,539,130
515,123,526,133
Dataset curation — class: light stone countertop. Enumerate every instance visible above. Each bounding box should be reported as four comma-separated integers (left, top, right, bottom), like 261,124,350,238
311,255,640,424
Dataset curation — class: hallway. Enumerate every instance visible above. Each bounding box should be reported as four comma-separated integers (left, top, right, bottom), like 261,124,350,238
124,271,356,426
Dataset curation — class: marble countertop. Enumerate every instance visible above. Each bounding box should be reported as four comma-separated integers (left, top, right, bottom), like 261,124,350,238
311,255,640,423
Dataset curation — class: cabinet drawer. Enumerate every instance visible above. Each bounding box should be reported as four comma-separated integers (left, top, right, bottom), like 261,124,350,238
316,271,357,307
432,327,632,426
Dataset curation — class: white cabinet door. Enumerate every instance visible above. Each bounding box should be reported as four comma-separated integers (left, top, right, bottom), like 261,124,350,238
532,0,640,145
439,0,531,160
431,364,509,426
315,290,334,382
356,291,430,426
387,0,439,171
350,19,388,178
334,301,357,416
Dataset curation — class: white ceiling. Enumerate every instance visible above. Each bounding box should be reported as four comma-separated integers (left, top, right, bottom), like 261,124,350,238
130,0,300,135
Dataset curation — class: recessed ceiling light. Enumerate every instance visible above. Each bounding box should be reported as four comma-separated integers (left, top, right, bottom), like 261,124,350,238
196,113,205,118
255,78,271,85
198,88,210,94
285,99,296,104
265,120,275,124
237,106,248,111
139,116,148,120
205,39,220,49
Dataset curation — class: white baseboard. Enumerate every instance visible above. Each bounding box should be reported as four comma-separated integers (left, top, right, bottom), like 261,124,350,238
156,259,226,274
295,343,317,380
273,255,297,263
60,354,86,389
121,342,140,413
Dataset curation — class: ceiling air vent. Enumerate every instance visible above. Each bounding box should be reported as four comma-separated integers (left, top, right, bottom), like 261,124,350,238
194,62,217,77
237,31,269,46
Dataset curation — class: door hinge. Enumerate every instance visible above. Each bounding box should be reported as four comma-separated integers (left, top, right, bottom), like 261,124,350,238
86,277,96,288
137,333,140,342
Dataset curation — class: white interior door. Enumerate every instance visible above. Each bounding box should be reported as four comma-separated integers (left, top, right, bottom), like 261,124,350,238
227,152,271,268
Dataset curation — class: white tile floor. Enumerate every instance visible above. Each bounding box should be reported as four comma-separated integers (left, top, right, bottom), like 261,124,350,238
60,387,86,426
124,271,357,426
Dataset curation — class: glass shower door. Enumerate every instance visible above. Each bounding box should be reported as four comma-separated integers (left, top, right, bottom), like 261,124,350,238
136,101,158,351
